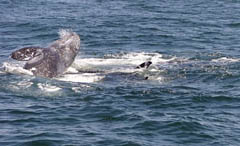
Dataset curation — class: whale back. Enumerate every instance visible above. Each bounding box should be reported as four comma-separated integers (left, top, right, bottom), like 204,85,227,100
25,49,61,78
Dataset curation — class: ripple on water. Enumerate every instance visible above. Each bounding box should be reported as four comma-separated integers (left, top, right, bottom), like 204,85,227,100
1,0,240,145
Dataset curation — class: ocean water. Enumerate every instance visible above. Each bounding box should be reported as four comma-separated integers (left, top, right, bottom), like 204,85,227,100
1,0,240,145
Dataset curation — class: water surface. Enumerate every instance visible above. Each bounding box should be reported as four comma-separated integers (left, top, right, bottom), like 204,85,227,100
1,0,240,145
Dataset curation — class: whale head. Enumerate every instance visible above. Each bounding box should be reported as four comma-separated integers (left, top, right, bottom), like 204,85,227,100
58,29,80,52
49,29,80,53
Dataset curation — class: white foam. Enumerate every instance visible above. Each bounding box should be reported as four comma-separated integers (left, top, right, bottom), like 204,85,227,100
120,52,162,60
72,85,91,93
2,52,169,83
6,78,34,91
73,52,170,69
56,73,104,83
37,83,61,92
65,66,79,73
17,80,33,88
212,57,240,63
2,62,33,76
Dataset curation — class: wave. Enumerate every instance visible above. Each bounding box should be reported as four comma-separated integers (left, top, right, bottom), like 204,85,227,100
211,57,240,63
1,52,240,95
0,52,164,96
2,52,167,82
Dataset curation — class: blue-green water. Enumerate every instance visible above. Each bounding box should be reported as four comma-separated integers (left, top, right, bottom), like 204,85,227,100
1,0,240,145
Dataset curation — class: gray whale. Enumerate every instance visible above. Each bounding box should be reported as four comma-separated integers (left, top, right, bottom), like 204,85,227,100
11,30,80,78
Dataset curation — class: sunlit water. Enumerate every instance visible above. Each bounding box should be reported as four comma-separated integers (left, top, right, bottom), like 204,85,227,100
1,0,240,145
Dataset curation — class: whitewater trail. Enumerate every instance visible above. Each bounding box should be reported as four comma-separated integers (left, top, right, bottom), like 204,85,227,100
1,52,239,93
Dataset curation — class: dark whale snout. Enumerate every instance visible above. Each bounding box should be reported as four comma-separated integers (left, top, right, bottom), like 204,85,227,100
11,47,44,61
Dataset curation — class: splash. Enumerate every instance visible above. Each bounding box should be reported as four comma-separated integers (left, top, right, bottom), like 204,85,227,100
4,51,239,95
1,52,169,83
3,62,33,76
54,29,81,50
58,29,75,39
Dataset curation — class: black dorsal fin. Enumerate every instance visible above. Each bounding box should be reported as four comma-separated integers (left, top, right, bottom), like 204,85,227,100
136,61,152,69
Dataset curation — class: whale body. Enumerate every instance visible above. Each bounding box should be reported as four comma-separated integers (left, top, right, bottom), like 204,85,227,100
11,30,80,78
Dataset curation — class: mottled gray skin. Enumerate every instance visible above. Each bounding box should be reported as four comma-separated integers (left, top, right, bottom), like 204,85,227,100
11,30,80,78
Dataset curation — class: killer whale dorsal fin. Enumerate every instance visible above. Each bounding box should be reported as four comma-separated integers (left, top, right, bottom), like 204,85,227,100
11,47,45,61
136,61,152,80
136,61,152,69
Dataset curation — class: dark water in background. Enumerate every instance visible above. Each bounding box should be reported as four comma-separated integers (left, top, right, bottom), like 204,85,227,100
1,0,240,145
